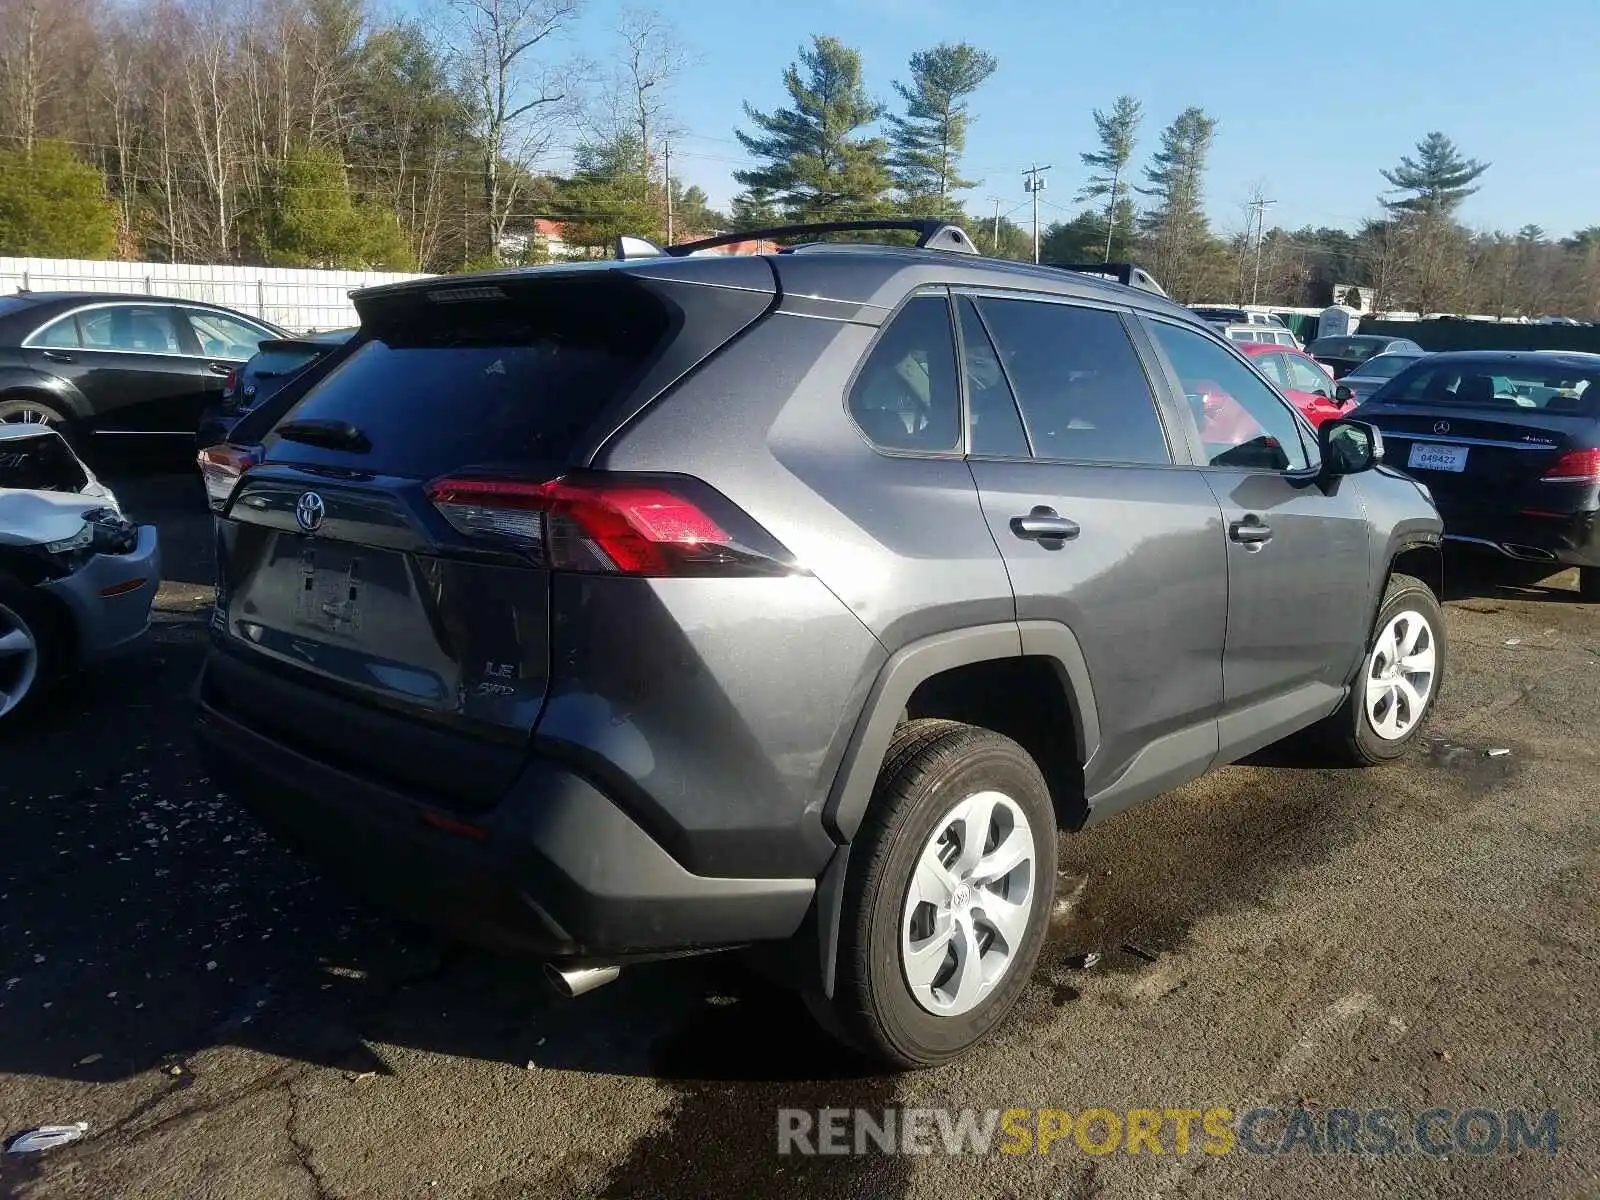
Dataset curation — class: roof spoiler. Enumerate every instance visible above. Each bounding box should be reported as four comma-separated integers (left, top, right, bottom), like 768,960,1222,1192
615,219,981,261
1045,261,1169,298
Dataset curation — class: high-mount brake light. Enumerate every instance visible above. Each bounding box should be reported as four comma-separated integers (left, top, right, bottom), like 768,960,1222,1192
197,444,260,513
425,474,792,577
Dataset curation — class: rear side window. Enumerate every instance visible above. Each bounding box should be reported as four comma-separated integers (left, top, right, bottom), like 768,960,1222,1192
973,298,1171,465
959,298,1030,457
33,315,80,348
264,280,671,476
848,295,960,453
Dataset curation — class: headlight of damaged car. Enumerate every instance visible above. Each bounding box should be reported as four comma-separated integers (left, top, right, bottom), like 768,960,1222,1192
43,508,138,563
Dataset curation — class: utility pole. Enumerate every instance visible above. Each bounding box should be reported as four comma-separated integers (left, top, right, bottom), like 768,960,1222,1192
987,196,1003,253
664,142,674,244
1249,196,1276,305
1022,164,1051,264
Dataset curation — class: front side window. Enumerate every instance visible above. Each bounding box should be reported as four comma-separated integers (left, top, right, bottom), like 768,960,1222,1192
187,309,271,360
973,297,1170,465
77,306,182,355
848,295,960,453
1148,320,1311,472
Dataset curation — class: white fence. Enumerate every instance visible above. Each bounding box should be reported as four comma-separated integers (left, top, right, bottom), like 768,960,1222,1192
0,258,433,333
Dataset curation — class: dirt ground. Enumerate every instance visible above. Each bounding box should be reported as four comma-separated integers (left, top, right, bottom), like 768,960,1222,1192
2,472,1596,1200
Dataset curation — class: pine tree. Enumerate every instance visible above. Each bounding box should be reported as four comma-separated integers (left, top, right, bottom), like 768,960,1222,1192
734,36,891,222
1077,95,1141,262
886,42,998,218
1136,107,1217,295
0,141,118,258
1380,132,1488,217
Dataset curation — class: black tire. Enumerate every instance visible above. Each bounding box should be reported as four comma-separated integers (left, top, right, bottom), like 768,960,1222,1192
1580,567,1600,603
819,718,1057,1069
1315,572,1446,765
0,576,66,729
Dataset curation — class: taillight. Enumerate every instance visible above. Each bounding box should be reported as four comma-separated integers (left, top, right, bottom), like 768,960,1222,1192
1540,448,1600,484
197,444,259,513
425,473,794,577
221,367,238,403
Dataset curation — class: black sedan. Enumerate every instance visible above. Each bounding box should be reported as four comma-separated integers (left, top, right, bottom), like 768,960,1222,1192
1308,334,1424,378
0,292,284,441
1352,350,1600,599
197,327,354,449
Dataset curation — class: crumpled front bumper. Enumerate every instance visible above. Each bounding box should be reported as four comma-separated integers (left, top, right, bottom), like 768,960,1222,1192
41,524,162,664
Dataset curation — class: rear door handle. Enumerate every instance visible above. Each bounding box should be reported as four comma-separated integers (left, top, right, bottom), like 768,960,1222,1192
207,361,233,375
1010,507,1081,542
1229,517,1273,545
41,349,74,363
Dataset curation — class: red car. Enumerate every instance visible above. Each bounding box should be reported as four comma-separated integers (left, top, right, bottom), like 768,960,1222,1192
1235,340,1345,427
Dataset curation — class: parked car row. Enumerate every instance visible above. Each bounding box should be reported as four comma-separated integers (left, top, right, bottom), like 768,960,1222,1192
192,219,1449,1070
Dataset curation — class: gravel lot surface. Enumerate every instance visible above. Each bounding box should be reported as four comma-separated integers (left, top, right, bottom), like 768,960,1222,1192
2,470,1596,1199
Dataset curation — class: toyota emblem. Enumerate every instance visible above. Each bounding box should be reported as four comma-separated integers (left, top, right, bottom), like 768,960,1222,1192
1433,420,1451,434
295,491,326,533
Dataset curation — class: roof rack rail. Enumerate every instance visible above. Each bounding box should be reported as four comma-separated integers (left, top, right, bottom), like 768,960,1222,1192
1045,261,1169,298
614,219,980,261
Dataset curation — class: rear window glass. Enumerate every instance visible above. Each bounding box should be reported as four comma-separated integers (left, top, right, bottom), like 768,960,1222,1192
1377,362,1600,414
1309,336,1384,358
263,281,670,476
1355,354,1417,380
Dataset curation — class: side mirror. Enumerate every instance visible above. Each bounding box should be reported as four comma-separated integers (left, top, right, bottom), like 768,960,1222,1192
1319,418,1384,477
1313,388,1330,400
1334,384,1354,405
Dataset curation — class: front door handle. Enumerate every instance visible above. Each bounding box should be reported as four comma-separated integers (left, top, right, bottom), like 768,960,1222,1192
1010,506,1081,542
1229,516,1274,545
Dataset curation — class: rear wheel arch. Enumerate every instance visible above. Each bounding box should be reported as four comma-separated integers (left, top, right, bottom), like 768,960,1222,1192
823,621,1097,843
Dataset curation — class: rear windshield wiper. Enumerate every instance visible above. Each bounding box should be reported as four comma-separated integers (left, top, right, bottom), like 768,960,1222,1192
274,418,371,453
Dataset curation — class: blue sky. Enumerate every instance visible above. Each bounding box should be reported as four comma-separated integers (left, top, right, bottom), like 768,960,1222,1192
538,0,1600,239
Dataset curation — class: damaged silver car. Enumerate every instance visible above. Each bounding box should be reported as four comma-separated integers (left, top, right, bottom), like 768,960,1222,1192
0,424,161,725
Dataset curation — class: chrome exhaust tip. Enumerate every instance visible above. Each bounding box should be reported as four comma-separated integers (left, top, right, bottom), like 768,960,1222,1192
1502,543,1558,562
544,963,621,998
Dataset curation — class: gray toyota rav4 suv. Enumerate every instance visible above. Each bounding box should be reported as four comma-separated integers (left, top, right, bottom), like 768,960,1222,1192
194,221,1446,1067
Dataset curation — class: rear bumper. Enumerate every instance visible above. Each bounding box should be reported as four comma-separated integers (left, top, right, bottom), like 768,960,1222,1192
193,658,816,961
1438,506,1600,569
41,525,161,664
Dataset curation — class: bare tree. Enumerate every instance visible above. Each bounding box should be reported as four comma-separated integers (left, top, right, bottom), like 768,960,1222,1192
447,0,580,262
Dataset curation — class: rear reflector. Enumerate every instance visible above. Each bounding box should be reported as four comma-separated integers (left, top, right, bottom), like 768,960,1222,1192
1540,448,1600,484
197,444,260,513
98,577,148,598
425,473,793,577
